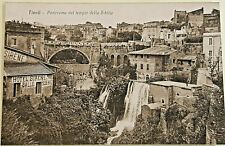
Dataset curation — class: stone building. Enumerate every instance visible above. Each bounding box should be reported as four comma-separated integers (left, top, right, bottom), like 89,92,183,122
80,21,104,41
117,22,142,34
149,81,201,107
204,9,220,33
95,27,107,41
5,21,45,59
128,45,177,80
4,47,55,108
203,32,222,72
106,26,117,38
173,10,187,24
187,8,204,37
142,21,161,42
187,8,204,28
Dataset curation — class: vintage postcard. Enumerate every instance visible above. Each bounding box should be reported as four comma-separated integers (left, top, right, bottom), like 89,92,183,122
1,1,225,145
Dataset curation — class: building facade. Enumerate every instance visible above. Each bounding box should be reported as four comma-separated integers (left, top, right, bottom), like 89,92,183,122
149,81,201,107
203,32,222,72
5,21,45,59
204,9,220,33
4,47,55,108
128,45,177,80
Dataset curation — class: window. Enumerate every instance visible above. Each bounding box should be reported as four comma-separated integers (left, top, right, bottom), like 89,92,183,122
140,64,143,69
13,83,21,97
135,55,138,58
147,64,149,70
146,74,150,80
209,38,213,45
209,50,212,57
173,59,176,63
12,38,17,45
135,63,137,69
31,41,36,49
168,34,171,39
31,41,36,54
162,99,165,103
141,55,144,58
36,82,42,94
147,55,150,58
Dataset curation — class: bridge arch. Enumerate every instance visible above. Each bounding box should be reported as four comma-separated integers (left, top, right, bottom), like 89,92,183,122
48,48,90,64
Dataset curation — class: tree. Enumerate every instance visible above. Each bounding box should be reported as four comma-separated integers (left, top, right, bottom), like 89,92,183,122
1,105,36,145
44,29,52,40
117,31,142,42
56,34,67,41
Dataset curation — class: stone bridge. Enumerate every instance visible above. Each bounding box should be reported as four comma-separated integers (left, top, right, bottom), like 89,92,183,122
44,41,133,66
45,41,101,65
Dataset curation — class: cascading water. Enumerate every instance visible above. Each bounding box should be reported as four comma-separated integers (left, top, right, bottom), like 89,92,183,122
107,81,149,144
99,85,110,109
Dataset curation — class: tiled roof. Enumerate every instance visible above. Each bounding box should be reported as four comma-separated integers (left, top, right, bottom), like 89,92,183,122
4,62,54,76
128,45,176,55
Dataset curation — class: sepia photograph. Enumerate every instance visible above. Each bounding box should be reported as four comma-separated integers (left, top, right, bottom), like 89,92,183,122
1,1,225,145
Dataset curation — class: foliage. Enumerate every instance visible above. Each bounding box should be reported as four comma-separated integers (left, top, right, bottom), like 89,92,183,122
70,29,83,42
1,105,36,145
184,37,203,43
167,23,182,30
146,74,165,83
190,66,198,84
171,71,188,83
112,117,166,144
44,29,52,40
106,37,121,42
2,90,111,145
117,31,142,42
207,89,225,144
56,34,67,41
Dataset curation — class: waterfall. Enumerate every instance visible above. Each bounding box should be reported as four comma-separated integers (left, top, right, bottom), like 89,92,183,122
99,85,110,109
107,81,149,144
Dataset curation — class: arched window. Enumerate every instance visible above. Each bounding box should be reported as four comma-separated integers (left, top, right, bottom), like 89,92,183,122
111,55,114,65
117,55,121,66
146,74,150,81
124,55,129,65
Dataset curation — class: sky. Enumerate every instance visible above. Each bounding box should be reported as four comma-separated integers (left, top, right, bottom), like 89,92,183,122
5,2,220,27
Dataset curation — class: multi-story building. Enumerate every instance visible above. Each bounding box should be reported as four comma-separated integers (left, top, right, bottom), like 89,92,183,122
187,8,204,37
203,32,222,72
204,9,220,33
5,21,45,59
173,10,187,24
106,26,117,38
128,45,177,80
117,22,143,34
4,46,56,108
187,7,204,28
142,21,161,42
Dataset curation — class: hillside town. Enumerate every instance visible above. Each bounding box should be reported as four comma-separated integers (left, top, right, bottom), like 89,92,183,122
2,6,225,145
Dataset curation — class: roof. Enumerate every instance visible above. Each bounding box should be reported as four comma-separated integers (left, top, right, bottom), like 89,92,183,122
128,45,176,56
177,55,197,61
5,46,59,69
4,62,54,76
203,32,221,37
151,81,201,90
5,46,44,61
